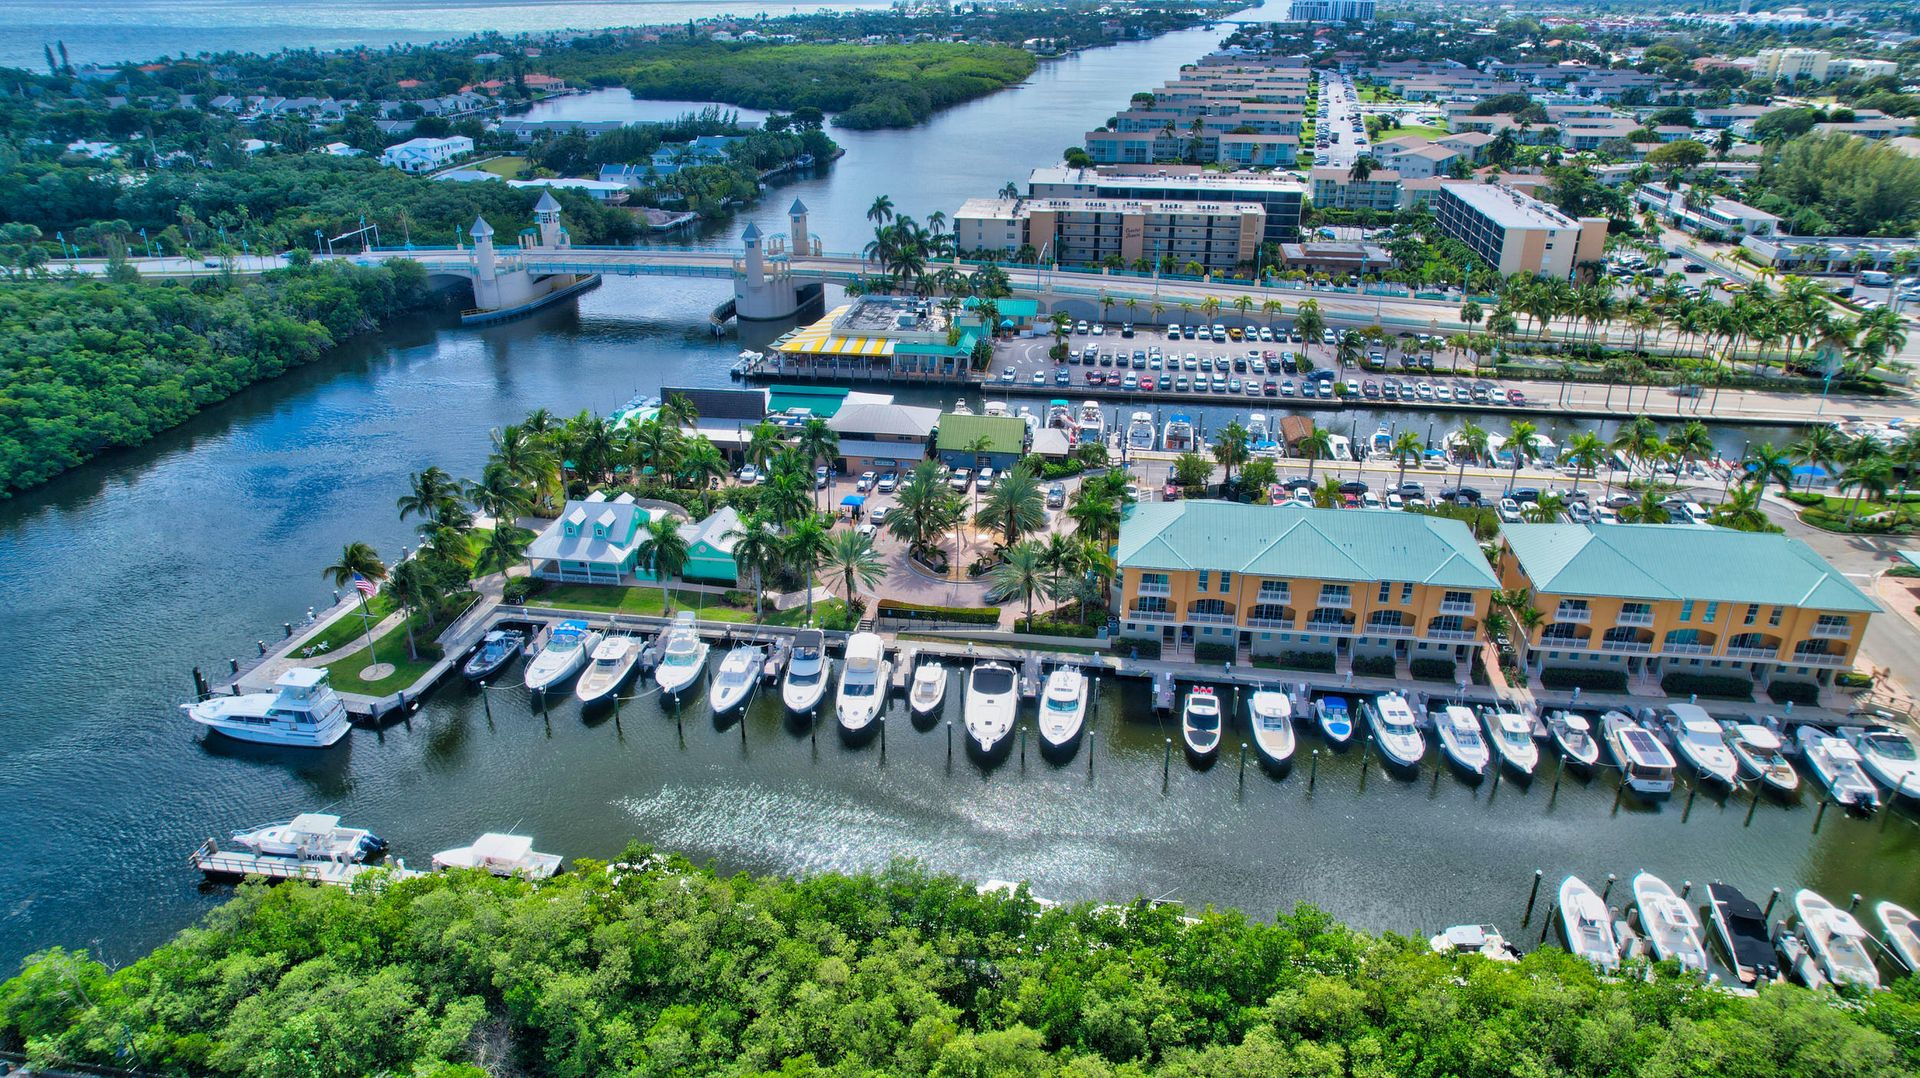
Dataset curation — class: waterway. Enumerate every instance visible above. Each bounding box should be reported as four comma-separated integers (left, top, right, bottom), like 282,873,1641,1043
2,19,1916,970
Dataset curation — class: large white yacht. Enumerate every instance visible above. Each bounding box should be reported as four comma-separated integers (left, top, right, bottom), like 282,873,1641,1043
1037,667,1087,748
182,667,352,748
835,632,890,734
574,634,640,705
652,612,710,699
524,619,601,692
1126,411,1157,451
965,661,1020,751
231,812,386,863
709,644,762,715
431,832,564,879
781,629,830,714
1369,692,1425,770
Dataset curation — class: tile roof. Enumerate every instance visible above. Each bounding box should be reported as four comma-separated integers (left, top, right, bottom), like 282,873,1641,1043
1117,501,1499,589
1502,523,1878,612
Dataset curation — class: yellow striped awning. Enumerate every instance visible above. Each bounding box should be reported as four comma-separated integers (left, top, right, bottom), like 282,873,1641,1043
771,305,898,359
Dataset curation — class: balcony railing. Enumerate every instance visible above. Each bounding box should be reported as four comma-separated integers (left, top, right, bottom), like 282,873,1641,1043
1614,610,1656,627
1365,623,1415,637
1303,618,1357,634
1724,646,1781,660
1554,606,1592,624
1661,643,1714,656
1187,612,1237,626
1136,582,1172,598
1809,622,1853,640
1789,650,1848,668
1256,590,1291,605
1129,610,1175,623
1316,592,1352,608
1424,629,1479,643
1438,600,1478,616
1599,639,1654,654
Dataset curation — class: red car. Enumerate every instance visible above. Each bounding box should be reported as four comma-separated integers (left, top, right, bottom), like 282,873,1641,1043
1508,389,1527,406
1139,375,1156,391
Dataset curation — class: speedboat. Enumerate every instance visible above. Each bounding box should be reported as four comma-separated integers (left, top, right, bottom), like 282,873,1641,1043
964,661,1019,751
1248,689,1295,767
1162,413,1194,453
1486,712,1539,777
1370,693,1425,770
1847,725,1920,800
652,612,710,699
909,661,948,717
1183,687,1223,758
781,629,830,714
836,632,891,735
431,832,563,879
1725,723,1799,797
462,628,524,681
525,619,601,693
1632,872,1707,973
709,644,762,715
231,813,386,863
182,667,351,748
1602,710,1676,799
1038,668,1087,748
1546,711,1601,773
1326,433,1352,462
1369,425,1394,460
1126,411,1156,451
1797,726,1880,811
575,635,640,705
1876,901,1920,975
1431,703,1487,778
1077,401,1105,445
1315,695,1355,745
1661,703,1739,787
1559,875,1620,970
1429,923,1520,963
1707,883,1780,986
1795,889,1880,990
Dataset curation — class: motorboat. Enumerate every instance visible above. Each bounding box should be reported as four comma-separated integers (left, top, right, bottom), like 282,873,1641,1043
524,619,601,693
1247,414,1279,456
781,629,830,714
231,813,386,863
1774,921,1827,989
1875,901,1920,975
1661,703,1740,787
575,634,640,705
1046,399,1077,442
1546,711,1601,773
1429,923,1520,963
182,667,352,748
1559,875,1620,970
1794,889,1880,990
1707,883,1780,986
1602,710,1676,798
1796,726,1880,811
1248,689,1295,767
1126,411,1156,451
964,661,1019,751
1038,668,1087,748
1431,703,1486,778
709,644,762,715
1077,401,1106,445
836,632,891,735
909,661,948,717
1326,433,1352,462
1846,725,1920,800
1725,723,1799,797
431,832,563,879
1162,414,1194,453
1486,712,1539,777
1369,693,1425,770
1632,872,1707,973
1182,687,1222,759
1369,425,1394,460
652,612,710,699
1315,695,1355,745
462,628,524,681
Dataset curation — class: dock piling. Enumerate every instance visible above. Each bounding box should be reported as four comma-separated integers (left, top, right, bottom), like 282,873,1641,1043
1683,782,1697,823
1309,748,1319,790
1539,903,1556,946
1611,775,1625,813
1764,887,1781,918
1602,873,1617,903
1681,880,1692,899
1523,869,1543,925
1813,797,1829,834
1019,725,1027,770
284,622,293,639
1238,741,1247,791
1087,731,1094,778
257,640,266,656
1850,892,1862,912
229,657,240,676
479,682,492,724
1163,737,1172,794
946,718,952,762
1744,789,1760,827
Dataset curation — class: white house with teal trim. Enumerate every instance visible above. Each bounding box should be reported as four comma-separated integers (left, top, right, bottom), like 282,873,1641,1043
682,506,742,585
525,492,739,586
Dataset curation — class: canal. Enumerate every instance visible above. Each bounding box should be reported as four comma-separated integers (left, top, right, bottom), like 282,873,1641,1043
0,20,1914,968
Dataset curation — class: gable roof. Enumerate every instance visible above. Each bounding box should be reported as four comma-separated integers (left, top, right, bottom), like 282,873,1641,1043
829,401,940,439
525,496,648,564
682,506,743,556
1117,501,1499,589
935,413,1026,455
1502,523,1878,612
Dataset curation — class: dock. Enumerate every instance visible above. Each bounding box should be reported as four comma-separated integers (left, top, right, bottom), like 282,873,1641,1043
189,838,423,887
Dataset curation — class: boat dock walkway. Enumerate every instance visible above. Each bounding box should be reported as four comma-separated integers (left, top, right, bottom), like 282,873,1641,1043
189,838,424,887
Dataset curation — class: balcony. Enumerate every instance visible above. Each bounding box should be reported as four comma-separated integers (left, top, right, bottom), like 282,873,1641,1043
1438,600,1478,616
1136,582,1173,598
1809,622,1854,640
1303,618,1357,635
1256,590,1291,605
1599,639,1654,654
1245,617,1294,630
1316,592,1352,609
1724,646,1780,660
1661,643,1714,656
1554,606,1592,624
1424,629,1479,643
1187,613,1237,626
1614,610,1655,627
1789,650,1849,669
1365,623,1415,637
1129,610,1175,623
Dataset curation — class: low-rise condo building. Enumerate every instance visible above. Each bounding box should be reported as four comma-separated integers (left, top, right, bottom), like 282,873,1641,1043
954,196,1265,274
1117,501,1499,671
1024,166,1305,244
1498,523,1877,690
1431,181,1607,280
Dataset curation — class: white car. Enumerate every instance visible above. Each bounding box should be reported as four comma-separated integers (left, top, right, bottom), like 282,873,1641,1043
870,506,891,526
736,465,760,485
813,465,830,488
876,472,898,493
976,467,996,490
949,468,971,491
1090,323,1104,336
855,471,876,492
856,522,877,539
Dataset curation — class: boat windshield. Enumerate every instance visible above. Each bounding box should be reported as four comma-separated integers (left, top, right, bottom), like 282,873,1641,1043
664,643,699,666
1188,710,1220,730
1868,733,1919,760
1046,694,1078,713
972,667,1015,694
789,668,821,687
845,681,875,697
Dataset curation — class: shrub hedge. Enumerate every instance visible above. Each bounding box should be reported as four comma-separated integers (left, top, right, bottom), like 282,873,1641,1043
1540,667,1628,693
876,600,1000,625
1660,672,1754,700
1353,655,1396,677
1768,680,1823,706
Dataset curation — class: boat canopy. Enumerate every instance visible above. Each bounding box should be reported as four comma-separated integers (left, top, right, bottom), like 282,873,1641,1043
288,813,343,833
1824,909,1870,939
1497,713,1532,736
1563,713,1591,732
472,833,534,862
1645,894,1699,929
1826,741,1863,762
1736,724,1781,750
1446,705,1478,731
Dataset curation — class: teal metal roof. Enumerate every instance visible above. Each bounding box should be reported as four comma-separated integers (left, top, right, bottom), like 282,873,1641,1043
1117,501,1499,589
1502,523,1879,613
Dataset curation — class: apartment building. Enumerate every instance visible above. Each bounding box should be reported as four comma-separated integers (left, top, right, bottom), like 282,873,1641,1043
1634,183,1780,238
1085,126,1299,168
1498,524,1878,689
1026,166,1306,243
1754,47,1832,82
379,135,474,172
1372,137,1460,179
1118,501,1499,667
1285,0,1375,22
1431,182,1607,279
1309,167,1403,213
953,196,1265,273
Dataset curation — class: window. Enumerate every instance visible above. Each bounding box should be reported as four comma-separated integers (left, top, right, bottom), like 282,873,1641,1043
1402,582,1414,604
1219,571,1232,593
1679,599,1694,622
1198,570,1209,591
1320,584,1350,604
1769,606,1783,627
1379,581,1392,603
1258,580,1289,602
1703,601,1718,624
1443,590,1474,608
1744,604,1758,626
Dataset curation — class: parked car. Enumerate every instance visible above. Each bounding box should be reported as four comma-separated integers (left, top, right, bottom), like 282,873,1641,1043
736,465,760,485
1045,484,1067,508
855,471,876,492
876,472,898,493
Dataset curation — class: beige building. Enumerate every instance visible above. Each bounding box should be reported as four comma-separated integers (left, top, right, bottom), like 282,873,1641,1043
1431,182,1607,279
954,196,1265,273
1309,167,1402,213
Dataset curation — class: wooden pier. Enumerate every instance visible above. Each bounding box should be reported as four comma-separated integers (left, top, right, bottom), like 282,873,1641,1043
189,838,423,887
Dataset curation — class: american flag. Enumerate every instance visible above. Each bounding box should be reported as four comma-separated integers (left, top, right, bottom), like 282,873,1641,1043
351,572,378,599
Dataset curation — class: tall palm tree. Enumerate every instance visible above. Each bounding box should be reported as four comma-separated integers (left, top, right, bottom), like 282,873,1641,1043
1311,477,1343,509
795,418,840,508
466,461,533,527
678,436,728,492
1837,457,1892,527
1212,421,1250,492
866,194,895,226
1708,482,1770,532
746,422,785,471
636,514,691,612
1745,441,1795,496
1391,431,1423,490
384,559,444,661
722,513,781,622
1668,420,1713,476
1066,483,1122,544
1455,420,1487,490
397,466,461,531
1039,531,1082,612
823,528,886,609
322,541,389,662
1620,489,1670,524
1504,422,1539,494
977,465,1047,547
487,423,554,507
780,516,832,621
1788,425,1842,491
888,460,959,557
1298,426,1333,481
473,522,534,580
1294,299,1323,350
987,539,1051,629
1562,431,1605,495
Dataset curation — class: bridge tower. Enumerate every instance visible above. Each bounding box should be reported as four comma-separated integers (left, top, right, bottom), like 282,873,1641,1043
533,191,567,249
731,219,820,325
789,198,814,257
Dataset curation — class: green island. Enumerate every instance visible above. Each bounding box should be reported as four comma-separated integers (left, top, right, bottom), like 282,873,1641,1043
3,853,1913,1077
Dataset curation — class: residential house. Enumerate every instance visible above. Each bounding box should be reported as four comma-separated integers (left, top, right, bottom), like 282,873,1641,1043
380,135,474,172
934,413,1027,473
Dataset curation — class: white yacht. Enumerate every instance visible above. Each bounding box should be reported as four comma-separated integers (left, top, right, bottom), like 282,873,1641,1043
1368,425,1394,460
1632,872,1707,973
1546,711,1601,772
781,629,830,714
1559,875,1621,970
1603,711,1676,798
709,644,762,715
231,813,386,863
1038,668,1087,748
1726,723,1799,796
1248,689,1295,767
524,619,601,693
431,832,563,879
1430,924,1520,963
1325,433,1352,462
836,632,890,734
909,660,948,717
1077,400,1106,446
1486,712,1539,777
1162,414,1195,453
1795,889,1880,990
1315,695,1355,745
652,612,710,699
1661,703,1739,787
965,661,1020,751
574,634,640,705
1370,693,1425,770
1847,725,1920,799
1182,687,1222,758
1126,411,1156,451
1433,704,1489,778
1797,726,1880,810
1876,901,1920,975
183,667,351,748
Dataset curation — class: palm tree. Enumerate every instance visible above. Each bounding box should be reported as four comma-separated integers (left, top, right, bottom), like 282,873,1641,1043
1788,425,1842,491
722,514,781,622
1709,482,1771,532
1523,492,1566,523
1837,457,1892,527
780,516,831,621
473,520,534,581
1039,531,1082,612
1261,297,1283,326
1455,420,1487,490
795,418,840,508
487,423,554,507
746,422,785,471
987,539,1051,629
1390,431,1422,490
1066,483,1122,543
977,465,1047,547
1620,489,1669,524
636,514,691,612
466,461,534,527
889,460,962,558
322,541,389,663
397,466,460,531
866,194,895,226
383,559,444,661
1311,477,1343,509
823,528,886,609
1561,431,1605,495
1744,441,1794,496
1298,426,1333,481
1668,420,1713,476
1504,422,1539,494
1294,299,1324,350
1212,421,1250,492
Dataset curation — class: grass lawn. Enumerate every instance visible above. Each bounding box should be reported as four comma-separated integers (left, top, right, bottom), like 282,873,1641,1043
1358,87,1399,103
295,594,397,658
320,612,443,695
477,155,527,178
527,582,854,629
1383,122,1447,140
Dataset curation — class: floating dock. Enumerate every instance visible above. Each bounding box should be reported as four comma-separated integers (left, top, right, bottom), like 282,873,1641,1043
189,838,423,887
